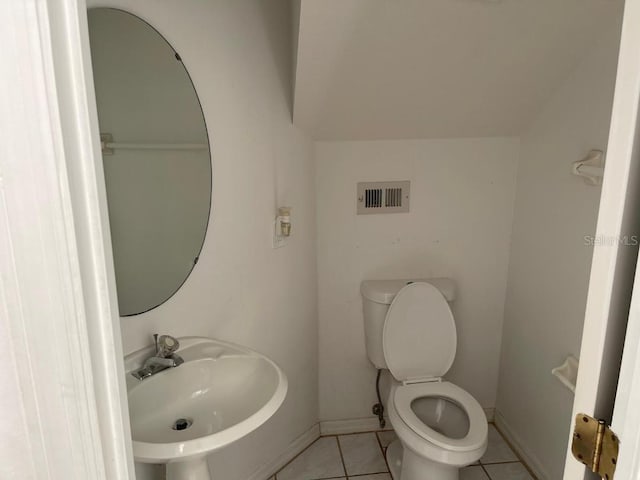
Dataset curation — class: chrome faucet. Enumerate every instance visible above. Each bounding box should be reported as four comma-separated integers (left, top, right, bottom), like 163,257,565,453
132,334,184,380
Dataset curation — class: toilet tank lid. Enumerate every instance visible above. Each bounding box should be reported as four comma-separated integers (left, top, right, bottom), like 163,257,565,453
360,278,456,304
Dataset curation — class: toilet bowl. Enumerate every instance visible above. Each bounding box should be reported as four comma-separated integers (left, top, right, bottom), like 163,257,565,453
361,280,488,480
387,381,487,480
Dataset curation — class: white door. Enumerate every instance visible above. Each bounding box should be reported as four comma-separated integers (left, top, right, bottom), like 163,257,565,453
0,0,134,479
563,0,640,478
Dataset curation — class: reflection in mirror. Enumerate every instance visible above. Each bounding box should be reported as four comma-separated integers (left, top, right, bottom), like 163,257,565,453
88,9,212,316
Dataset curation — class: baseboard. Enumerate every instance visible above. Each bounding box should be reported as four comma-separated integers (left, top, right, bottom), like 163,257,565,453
484,408,495,422
247,423,320,480
319,417,391,435
494,409,549,480
320,408,495,436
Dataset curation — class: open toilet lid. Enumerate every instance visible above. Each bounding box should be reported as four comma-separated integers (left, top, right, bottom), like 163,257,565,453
383,282,457,382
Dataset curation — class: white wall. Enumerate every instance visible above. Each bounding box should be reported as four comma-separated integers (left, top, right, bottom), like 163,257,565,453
316,138,519,422
85,1,318,479
495,21,623,480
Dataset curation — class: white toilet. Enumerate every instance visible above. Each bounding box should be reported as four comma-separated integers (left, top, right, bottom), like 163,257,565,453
361,279,488,480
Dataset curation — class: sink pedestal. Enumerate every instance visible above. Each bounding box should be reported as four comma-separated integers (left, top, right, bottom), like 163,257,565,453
167,457,211,480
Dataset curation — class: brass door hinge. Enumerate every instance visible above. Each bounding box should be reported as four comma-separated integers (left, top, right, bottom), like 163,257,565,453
571,414,619,479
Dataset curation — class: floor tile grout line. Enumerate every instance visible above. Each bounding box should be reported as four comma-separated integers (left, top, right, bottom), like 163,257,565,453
374,431,392,474
480,460,525,465
339,432,391,477
301,477,345,480
273,435,324,480
491,424,538,480
335,435,349,478
479,462,492,480
348,471,390,477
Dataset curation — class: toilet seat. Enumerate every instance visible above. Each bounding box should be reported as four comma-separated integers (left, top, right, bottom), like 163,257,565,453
383,282,457,383
393,381,487,452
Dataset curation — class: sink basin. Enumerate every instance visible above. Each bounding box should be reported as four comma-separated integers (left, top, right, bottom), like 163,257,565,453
124,337,287,479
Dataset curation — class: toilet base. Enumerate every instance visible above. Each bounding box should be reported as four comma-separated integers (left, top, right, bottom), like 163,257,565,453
386,439,403,479
387,439,458,480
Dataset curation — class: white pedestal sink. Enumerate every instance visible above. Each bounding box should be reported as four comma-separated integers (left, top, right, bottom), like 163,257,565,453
124,337,288,480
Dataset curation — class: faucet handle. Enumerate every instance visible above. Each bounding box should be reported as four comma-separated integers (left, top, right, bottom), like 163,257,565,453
157,335,180,357
153,333,159,355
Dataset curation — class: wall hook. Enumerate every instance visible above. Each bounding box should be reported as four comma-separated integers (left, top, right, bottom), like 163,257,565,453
572,150,605,186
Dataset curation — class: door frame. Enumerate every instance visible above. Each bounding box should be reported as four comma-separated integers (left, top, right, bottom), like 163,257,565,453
611,235,640,478
607,1,640,477
563,0,640,478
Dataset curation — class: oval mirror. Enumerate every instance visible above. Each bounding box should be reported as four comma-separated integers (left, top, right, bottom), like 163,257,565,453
88,9,212,316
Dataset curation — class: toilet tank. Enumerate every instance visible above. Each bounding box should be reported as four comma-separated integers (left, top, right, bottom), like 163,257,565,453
360,278,456,369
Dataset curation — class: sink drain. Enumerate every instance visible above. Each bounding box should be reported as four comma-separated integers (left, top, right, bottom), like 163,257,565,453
172,417,193,431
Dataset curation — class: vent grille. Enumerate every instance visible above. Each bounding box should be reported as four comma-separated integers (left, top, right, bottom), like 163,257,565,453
365,188,382,208
385,187,402,207
357,181,410,214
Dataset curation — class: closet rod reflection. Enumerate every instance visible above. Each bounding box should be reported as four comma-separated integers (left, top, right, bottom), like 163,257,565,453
102,142,207,151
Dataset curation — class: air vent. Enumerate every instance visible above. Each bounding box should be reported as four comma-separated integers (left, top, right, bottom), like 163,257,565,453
357,181,410,214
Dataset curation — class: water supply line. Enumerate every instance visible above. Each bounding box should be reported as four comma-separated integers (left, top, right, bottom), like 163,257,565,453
372,369,385,429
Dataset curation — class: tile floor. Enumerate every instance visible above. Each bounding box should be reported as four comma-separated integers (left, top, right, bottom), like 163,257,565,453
268,425,535,480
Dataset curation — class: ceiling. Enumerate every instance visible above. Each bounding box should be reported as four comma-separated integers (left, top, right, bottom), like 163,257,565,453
292,0,623,140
